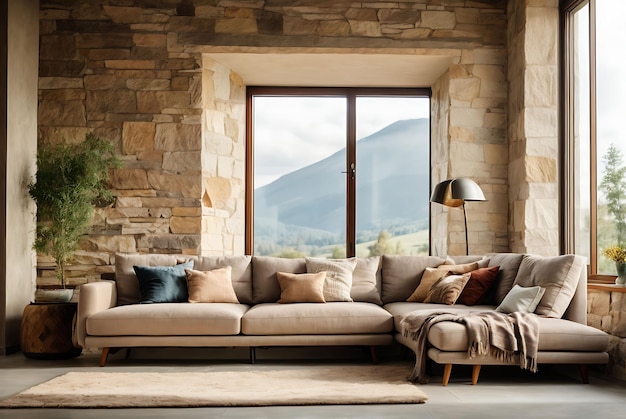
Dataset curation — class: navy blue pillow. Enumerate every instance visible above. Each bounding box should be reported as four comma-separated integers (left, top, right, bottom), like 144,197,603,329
133,261,194,304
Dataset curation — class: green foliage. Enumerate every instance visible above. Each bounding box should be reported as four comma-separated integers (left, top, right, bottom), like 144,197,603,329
275,248,306,258
331,246,346,259
599,144,626,246
28,133,121,286
368,230,394,256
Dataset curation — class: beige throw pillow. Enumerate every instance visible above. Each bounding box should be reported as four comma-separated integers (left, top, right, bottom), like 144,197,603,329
185,267,239,304
276,272,326,304
305,258,357,302
407,262,479,302
424,273,471,305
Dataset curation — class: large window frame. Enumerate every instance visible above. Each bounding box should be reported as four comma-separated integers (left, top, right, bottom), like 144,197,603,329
245,87,431,257
562,0,620,282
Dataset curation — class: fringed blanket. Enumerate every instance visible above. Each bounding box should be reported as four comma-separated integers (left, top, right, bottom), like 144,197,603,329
400,311,539,383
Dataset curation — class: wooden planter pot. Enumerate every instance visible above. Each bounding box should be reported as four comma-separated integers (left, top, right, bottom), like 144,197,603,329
20,303,82,359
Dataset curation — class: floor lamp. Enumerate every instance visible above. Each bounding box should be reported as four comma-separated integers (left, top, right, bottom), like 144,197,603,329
430,178,486,255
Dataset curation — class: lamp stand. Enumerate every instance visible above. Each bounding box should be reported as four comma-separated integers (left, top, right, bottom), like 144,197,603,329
463,202,469,255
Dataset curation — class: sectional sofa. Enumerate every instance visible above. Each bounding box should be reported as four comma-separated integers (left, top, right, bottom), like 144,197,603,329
74,252,609,385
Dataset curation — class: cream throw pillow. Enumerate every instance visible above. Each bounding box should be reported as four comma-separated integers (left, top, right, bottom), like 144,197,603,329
424,273,471,305
496,284,546,314
305,257,357,302
407,262,479,302
185,267,239,304
276,271,326,304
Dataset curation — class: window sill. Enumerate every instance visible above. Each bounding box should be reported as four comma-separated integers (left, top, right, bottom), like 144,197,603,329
587,283,626,293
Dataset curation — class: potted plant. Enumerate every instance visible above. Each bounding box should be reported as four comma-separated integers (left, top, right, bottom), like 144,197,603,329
28,133,121,302
602,246,626,286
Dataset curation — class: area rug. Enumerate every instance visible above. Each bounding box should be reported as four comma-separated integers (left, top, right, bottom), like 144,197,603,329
0,365,427,408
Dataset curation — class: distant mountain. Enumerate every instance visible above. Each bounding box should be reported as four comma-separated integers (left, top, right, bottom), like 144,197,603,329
254,118,430,246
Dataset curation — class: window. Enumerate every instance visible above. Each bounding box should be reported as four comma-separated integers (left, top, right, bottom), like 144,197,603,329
563,0,626,279
246,88,431,258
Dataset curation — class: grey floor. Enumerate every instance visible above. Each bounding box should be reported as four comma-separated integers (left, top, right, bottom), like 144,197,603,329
0,346,625,419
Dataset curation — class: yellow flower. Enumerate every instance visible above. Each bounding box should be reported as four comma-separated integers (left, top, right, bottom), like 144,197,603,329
603,246,626,263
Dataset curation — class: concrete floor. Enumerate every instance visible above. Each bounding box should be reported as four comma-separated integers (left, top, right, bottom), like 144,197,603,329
0,346,625,419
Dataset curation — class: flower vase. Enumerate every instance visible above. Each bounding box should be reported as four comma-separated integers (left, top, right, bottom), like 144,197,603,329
616,262,626,286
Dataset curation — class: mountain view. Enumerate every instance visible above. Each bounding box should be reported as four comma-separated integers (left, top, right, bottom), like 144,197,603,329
254,118,430,257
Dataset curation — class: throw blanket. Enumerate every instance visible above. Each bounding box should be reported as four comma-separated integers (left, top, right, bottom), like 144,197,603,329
400,311,539,383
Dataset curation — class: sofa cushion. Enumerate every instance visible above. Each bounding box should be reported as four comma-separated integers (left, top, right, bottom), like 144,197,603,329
192,255,252,304
242,302,393,335
277,272,326,304
496,284,546,314
185,267,240,304
115,253,191,306
134,261,194,304
381,255,446,303
305,257,356,302
427,316,608,353
424,273,471,305
86,303,249,336
252,256,306,304
407,262,479,303
513,254,584,318
351,256,383,305
458,266,500,305
487,253,525,304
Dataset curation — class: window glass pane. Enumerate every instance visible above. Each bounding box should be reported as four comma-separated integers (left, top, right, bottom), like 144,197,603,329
253,96,347,258
355,97,430,256
596,0,626,273
573,4,591,264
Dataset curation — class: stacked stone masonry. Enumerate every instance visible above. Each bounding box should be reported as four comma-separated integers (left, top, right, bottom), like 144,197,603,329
37,0,560,286
588,289,626,381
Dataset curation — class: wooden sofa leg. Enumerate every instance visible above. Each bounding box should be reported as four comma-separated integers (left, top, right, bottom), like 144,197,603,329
442,364,452,386
249,347,256,364
99,347,110,367
369,346,378,364
471,365,481,385
579,364,589,384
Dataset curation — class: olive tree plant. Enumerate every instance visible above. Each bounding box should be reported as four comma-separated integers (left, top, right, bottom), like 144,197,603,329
28,133,121,288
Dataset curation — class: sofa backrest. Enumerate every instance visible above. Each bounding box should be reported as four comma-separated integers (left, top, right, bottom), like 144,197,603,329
380,255,447,304
115,253,190,305
192,256,253,304
114,253,254,305
250,256,383,305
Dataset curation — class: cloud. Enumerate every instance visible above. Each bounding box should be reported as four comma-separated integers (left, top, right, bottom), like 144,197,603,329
253,96,430,187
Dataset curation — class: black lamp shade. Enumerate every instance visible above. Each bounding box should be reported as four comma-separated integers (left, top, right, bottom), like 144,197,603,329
430,178,486,207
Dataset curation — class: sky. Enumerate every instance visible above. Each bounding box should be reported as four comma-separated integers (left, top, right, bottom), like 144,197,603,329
575,0,626,205
253,96,430,187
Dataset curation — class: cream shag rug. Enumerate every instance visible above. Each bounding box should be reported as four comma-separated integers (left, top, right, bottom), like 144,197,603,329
0,365,427,408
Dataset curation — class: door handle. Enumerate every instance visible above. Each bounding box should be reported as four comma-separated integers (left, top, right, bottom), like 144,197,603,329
341,163,355,180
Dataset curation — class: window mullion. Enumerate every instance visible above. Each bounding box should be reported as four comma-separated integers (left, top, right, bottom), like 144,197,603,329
346,91,356,258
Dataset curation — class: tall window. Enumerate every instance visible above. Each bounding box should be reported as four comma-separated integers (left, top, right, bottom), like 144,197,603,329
563,0,626,278
246,88,431,258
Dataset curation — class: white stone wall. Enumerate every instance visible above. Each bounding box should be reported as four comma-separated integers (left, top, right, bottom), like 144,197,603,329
201,57,246,256
507,0,560,256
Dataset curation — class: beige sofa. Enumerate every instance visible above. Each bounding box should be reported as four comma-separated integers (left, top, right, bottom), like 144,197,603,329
74,253,609,385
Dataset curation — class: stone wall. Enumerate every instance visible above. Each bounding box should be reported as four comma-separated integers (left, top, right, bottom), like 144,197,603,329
588,289,626,380
38,0,512,282
506,0,560,256
201,57,246,256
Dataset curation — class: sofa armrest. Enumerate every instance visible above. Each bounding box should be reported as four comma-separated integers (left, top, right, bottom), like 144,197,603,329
74,280,117,348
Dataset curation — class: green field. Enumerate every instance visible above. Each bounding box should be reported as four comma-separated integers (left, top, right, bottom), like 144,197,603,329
356,229,429,257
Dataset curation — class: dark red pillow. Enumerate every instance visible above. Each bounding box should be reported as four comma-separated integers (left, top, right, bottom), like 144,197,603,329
458,266,500,305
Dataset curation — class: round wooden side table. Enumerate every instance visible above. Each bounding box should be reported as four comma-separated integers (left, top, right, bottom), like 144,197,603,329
20,303,82,359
